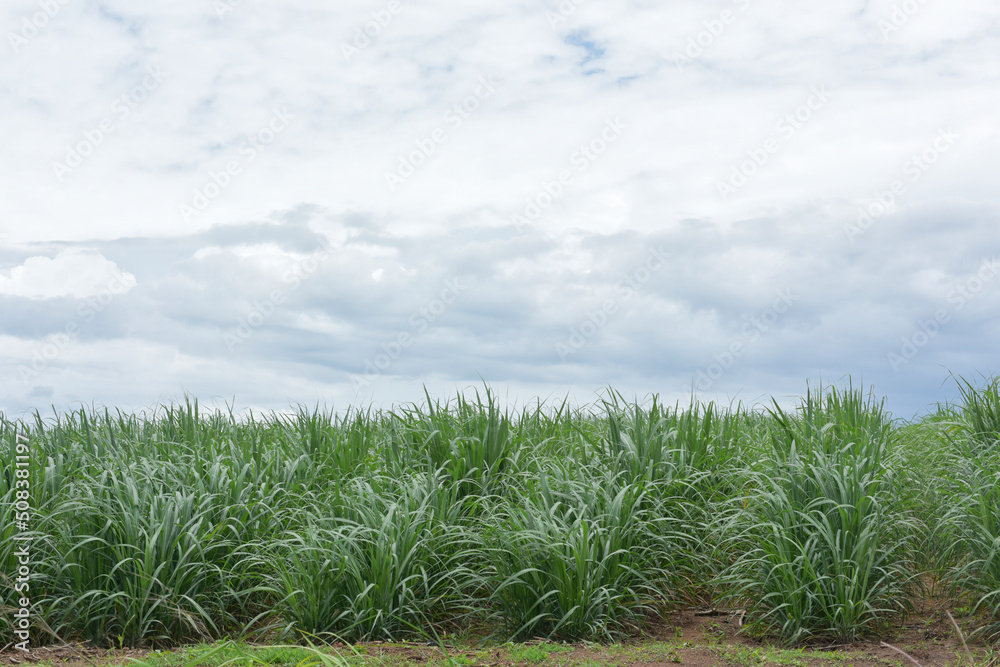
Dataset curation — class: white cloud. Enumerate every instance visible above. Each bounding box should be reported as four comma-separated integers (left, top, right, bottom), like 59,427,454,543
0,249,136,299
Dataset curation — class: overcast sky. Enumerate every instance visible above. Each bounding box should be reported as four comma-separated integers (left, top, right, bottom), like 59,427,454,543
2,0,998,420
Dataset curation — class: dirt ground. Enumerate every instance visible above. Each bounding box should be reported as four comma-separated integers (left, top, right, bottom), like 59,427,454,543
2,607,997,667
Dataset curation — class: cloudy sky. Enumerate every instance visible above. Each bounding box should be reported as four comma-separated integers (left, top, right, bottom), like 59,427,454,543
1,0,998,420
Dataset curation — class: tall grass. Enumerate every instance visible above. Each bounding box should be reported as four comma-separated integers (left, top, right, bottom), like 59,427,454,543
2,379,999,648
491,470,680,640
274,472,477,641
941,375,1000,640
721,385,914,643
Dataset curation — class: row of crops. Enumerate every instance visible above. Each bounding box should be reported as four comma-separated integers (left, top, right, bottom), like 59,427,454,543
2,377,999,647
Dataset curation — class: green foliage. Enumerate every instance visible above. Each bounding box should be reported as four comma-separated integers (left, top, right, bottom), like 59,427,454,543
3,377,1000,647
491,470,677,640
941,375,1000,640
274,472,477,641
720,384,914,643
